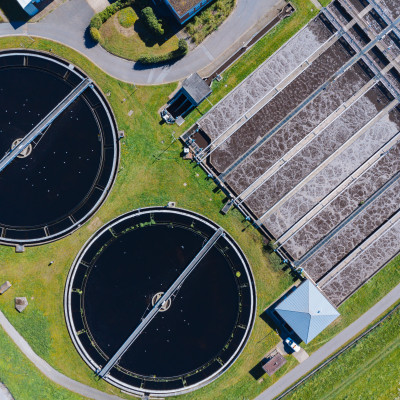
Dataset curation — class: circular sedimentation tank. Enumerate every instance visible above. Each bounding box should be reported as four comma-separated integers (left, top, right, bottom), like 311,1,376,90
65,207,256,397
0,50,119,245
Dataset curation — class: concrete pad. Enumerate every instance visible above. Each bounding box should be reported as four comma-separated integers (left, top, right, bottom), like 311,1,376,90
85,0,110,13
276,341,289,356
293,348,309,363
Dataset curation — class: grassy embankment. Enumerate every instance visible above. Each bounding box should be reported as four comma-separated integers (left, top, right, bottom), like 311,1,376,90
286,303,400,400
185,0,236,44
0,327,87,400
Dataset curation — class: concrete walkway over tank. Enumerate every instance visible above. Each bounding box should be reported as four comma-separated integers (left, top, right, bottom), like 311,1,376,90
256,282,400,400
0,0,282,85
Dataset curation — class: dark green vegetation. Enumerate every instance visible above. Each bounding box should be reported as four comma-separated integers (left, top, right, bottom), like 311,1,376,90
286,304,400,400
186,0,236,44
0,0,399,399
118,6,137,28
141,6,164,35
137,38,188,64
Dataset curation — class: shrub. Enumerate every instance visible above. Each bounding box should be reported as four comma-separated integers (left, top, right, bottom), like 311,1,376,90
141,6,164,36
89,0,137,29
138,39,189,64
118,7,138,28
90,27,101,43
90,14,102,29
177,38,188,55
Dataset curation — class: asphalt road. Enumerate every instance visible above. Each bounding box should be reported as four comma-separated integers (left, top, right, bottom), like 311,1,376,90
0,0,281,84
256,282,400,400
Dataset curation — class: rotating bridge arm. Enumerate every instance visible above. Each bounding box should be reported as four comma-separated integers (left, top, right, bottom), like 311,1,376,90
0,78,92,173
97,227,225,379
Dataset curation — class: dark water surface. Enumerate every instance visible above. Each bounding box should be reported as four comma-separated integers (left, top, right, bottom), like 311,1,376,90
67,209,255,393
0,52,118,243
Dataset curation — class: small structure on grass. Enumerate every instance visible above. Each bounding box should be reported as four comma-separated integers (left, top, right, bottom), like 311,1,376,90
15,297,28,313
275,280,340,343
0,281,12,295
163,0,214,23
262,352,286,376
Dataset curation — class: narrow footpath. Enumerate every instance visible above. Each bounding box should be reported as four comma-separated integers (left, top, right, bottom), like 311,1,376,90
0,310,123,400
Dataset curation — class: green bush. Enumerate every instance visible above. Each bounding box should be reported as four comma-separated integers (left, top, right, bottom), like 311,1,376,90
90,27,101,43
177,38,189,55
141,6,164,36
90,14,102,29
138,39,188,64
118,7,138,28
89,0,137,30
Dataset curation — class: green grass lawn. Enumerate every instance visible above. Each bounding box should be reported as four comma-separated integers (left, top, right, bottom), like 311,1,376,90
1,1,399,399
99,8,179,61
286,305,400,400
0,326,87,400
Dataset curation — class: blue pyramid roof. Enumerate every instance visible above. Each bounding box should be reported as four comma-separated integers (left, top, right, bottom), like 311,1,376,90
275,280,340,343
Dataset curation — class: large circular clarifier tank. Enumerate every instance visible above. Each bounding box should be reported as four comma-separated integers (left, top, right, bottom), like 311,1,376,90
65,207,256,397
0,50,119,245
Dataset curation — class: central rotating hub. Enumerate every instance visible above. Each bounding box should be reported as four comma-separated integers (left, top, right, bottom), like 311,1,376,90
151,292,172,311
11,138,32,158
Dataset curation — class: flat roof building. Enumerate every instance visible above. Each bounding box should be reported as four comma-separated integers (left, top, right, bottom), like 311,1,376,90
163,0,214,23
275,280,340,343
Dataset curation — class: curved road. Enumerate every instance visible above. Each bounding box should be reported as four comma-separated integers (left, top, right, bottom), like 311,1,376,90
0,0,281,84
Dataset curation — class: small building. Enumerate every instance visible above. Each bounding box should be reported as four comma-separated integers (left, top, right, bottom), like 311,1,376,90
163,0,214,24
162,73,211,124
275,280,340,344
262,352,287,376
15,0,41,16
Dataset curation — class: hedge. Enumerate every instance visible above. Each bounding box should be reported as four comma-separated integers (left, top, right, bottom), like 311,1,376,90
90,27,101,43
141,6,164,36
138,39,188,64
89,0,136,30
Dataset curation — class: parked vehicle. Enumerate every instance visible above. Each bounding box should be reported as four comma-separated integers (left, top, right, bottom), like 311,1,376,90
285,337,300,352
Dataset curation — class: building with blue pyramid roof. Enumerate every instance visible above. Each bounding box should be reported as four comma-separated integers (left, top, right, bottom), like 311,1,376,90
275,280,340,343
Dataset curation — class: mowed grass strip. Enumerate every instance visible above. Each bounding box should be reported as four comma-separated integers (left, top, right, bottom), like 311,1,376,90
100,10,179,61
285,305,400,400
0,326,87,400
